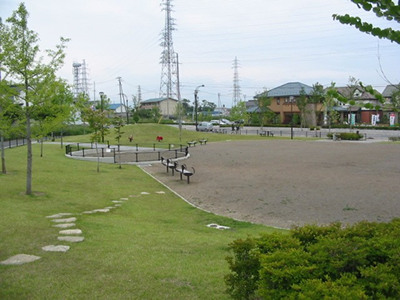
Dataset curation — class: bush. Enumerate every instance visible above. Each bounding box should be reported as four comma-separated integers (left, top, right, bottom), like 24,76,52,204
389,136,400,142
225,219,400,299
327,132,363,140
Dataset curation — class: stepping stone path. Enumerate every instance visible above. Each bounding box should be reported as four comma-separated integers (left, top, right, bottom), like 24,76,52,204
1,190,231,266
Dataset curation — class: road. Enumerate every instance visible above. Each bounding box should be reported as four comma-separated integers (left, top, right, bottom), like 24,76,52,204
173,124,400,141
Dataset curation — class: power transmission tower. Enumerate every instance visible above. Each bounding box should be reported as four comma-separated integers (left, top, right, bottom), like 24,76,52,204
72,59,90,100
159,0,179,116
232,56,241,107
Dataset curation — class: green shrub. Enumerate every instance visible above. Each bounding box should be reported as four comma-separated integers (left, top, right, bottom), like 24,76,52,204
327,132,363,140
225,219,400,299
389,136,400,142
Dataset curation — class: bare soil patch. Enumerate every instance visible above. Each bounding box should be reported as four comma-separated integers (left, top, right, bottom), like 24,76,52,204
142,140,400,229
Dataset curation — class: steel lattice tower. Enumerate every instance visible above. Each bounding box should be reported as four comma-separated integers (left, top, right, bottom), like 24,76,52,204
159,0,178,105
232,56,241,107
72,59,90,100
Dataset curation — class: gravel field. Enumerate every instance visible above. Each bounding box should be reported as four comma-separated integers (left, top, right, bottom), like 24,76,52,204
141,139,400,229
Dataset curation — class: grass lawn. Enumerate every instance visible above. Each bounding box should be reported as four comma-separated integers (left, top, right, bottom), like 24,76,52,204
0,139,285,299
61,123,280,147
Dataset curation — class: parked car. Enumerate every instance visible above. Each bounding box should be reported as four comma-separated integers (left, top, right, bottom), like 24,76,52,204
210,120,224,125
221,118,233,125
197,122,213,132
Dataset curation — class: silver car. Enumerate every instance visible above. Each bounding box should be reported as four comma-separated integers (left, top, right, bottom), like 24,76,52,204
197,122,213,132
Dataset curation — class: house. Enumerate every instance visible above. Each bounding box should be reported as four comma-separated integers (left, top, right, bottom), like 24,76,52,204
140,97,178,118
333,86,381,124
382,84,400,124
255,82,320,125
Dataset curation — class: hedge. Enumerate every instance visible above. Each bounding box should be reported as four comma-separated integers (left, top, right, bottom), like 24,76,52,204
225,219,400,299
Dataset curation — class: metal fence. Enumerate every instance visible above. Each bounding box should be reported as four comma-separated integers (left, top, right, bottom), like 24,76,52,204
65,143,189,164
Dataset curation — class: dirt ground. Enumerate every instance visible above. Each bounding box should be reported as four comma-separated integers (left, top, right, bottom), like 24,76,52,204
141,140,400,229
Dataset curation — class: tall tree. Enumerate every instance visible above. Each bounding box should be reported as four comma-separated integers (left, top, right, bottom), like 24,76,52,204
296,88,309,128
308,83,325,127
256,91,272,130
230,101,249,124
0,4,69,194
333,1,400,45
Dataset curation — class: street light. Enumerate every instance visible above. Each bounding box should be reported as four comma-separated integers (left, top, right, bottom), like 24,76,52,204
194,85,205,131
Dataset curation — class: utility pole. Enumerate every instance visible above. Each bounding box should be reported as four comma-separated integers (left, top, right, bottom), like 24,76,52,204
194,85,204,131
117,77,129,124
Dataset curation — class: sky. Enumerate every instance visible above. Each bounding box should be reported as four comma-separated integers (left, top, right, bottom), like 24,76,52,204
1,0,399,108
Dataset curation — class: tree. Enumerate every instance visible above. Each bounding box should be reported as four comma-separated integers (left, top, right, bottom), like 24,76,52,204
31,78,74,157
0,83,24,174
308,83,325,127
81,97,111,173
333,1,400,45
113,116,125,169
256,91,272,130
0,4,69,194
324,83,340,131
296,88,308,129
230,101,249,124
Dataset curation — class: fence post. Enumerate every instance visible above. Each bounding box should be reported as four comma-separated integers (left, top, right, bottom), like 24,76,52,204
175,149,178,158
136,144,139,151
135,153,138,162
77,143,80,151
158,152,161,161
113,148,116,163
82,148,85,157
101,148,104,157
153,144,156,151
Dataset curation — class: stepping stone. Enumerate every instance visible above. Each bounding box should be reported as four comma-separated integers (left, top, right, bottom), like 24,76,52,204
42,245,70,252
120,198,129,201
114,204,122,207
59,229,82,235
82,210,95,214
105,206,115,209
1,254,41,265
46,213,73,219
129,195,139,198
93,208,110,213
52,223,75,228
52,217,77,223
112,200,123,203
141,192,150,195
58,236,85,243
156,191,165,194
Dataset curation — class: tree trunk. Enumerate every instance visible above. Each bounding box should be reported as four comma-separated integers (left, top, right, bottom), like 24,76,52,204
40,138,44,157
95,142,100,173
26,111,33,195
1,134,6,174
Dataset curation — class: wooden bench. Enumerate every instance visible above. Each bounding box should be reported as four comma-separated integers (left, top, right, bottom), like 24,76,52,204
199,139,207,145
260,130,274,137
187,141,197,147
161,157,177,175
175,164,195,184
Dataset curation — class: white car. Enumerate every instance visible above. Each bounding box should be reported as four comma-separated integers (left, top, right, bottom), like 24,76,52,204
221,118,233,125
197,122,213,132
